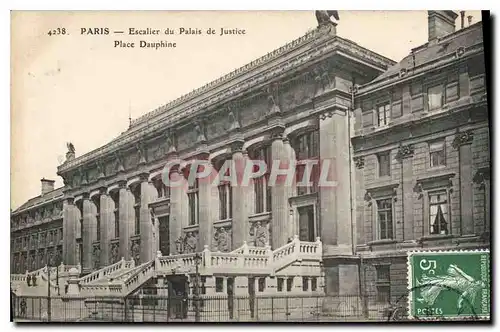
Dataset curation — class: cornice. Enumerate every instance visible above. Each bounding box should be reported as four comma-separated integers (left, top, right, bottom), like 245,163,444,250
57,30,393,175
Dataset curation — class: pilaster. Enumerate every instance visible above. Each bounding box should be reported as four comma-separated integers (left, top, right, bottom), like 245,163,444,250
63,196,78,265
453,130,474,235
395,144,415,241
197,151,213,251
318,107,352,253
169,163,185,254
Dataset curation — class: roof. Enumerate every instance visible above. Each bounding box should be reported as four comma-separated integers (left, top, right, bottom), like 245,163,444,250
365,21,483,87
12,187,65,216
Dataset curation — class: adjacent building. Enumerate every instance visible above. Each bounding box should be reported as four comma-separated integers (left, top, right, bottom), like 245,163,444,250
11,11,489,309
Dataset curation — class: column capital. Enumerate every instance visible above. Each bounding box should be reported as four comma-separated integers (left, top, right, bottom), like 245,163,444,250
64,196,75,205
230,139,245,155
81,192,90,200
395,144,415,162
138,172,150,182
270,126,285,141
452,130,474,149
354,156,365,169
117,179,127,189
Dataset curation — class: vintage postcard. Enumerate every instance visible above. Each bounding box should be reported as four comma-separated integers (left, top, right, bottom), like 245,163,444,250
10,10,491,323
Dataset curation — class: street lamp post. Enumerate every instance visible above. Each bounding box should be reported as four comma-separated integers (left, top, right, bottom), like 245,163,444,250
193,253,202,322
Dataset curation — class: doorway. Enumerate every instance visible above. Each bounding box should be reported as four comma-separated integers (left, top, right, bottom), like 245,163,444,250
158,216,170,256
167,275,188,319
298,205,315,242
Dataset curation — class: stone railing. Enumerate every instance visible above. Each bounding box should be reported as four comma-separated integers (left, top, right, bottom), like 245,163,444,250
121,260,156,295
10,274,26,283
40,269,60,294
79,258,133,284
248,246,270,256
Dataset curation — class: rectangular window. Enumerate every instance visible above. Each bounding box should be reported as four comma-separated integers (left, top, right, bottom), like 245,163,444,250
134,206,140,235
427,85,443,111
302,277,309,291
215,277,223,293
377,103,391,127
258,278,266,292
293,131,319,161
377,152,391,177
286,277,293,292
429,191,449,235
218,183,232,220
188,179,199,226
311,277,317,291
277,278,284,292
252,146,272,214
429,140,446,168
114,209,120,238
375,265,391,304
377,199,393,240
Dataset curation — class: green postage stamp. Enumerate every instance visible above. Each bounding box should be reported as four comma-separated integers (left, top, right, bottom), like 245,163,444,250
407,250,490,320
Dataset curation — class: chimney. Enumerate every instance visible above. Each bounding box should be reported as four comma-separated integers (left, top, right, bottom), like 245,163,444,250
427,11,459,42
41,178,55,196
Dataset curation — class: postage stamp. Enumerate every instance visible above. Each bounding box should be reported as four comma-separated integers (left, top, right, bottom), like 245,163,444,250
407,250,490,320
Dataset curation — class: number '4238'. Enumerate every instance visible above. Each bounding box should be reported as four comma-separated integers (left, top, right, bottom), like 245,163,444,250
48,28,67,36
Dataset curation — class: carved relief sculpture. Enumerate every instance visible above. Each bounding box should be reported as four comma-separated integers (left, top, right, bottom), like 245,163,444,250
136,141,147,164
194,120,207,143
114,150,125,172
92,245,101,269
264,83,281,115
131,240,140,265
110,242,120,263
251,221,269,247
175,236,184,254
227,105,241,131
214,227,231,252
165,130,177,154
184,232,198,253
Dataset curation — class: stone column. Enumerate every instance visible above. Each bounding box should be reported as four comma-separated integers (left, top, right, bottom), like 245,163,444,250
82,194,96,273
353,156,365,246
139,173,154,263
231,140,248,250
169,164,185,254
118,180,131,260
454,131,474,235
198,154,213,251
63,196,78,265
283,138,295,239
99,190,114,266
270,128,289,249
318,108,352,252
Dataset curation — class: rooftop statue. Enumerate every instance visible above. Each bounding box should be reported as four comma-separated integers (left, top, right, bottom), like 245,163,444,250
65,142,76,162
315,10,340,26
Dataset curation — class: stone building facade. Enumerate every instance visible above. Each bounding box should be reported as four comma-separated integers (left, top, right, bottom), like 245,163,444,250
11,11,489,303
11,179,64,273
352,12,489,305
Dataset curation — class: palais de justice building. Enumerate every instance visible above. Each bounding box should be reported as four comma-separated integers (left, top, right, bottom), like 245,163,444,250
11,11,489,307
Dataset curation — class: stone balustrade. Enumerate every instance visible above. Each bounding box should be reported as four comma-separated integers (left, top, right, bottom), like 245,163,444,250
78,258,133,284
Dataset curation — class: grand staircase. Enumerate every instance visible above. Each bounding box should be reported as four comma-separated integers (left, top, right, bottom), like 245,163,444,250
77,235,322,298
11,264,81,296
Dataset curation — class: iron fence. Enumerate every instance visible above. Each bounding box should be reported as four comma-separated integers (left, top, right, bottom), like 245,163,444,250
11,293,408,322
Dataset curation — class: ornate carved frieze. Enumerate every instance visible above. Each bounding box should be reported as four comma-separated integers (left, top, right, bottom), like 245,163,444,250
354,156,365,169
164,129,177,155
395,144,414,162
136,141,147,165
279,73,316,112
452,130,474,149
95,159,105,179
313,62,334,95
264,83,281,115
114,150,125,172
249,221,270,247
194,118,207,144
227,104,241,132
214,226,231,252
